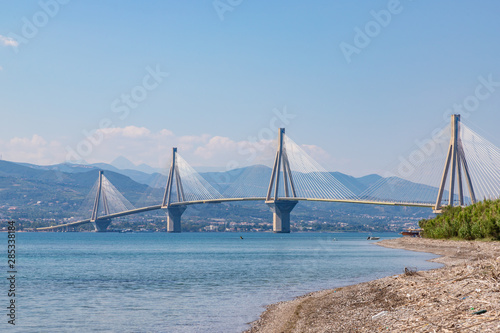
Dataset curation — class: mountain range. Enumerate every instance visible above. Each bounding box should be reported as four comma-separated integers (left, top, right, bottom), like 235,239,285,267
0,157,436,225
16,156,385,194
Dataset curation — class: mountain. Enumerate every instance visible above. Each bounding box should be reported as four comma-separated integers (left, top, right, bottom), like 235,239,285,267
16,161,165,189
90,163,122,173
7,161,392,197
0,160,436,229
135,163,161,174
16,162,95,174
330,172,372,195
110,156,161,174
6,160,439,203
201,165,272,195
110,156,137,170
199,166,382,197
0,160,152,221
357,174,383,188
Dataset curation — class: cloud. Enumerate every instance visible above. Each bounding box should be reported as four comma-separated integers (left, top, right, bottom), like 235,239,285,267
0,66,3,71
0,134,65,165
0,35,18,47
99,126,151,138
194,136,239,159
80,126,278,170
301,144,332,162
0,126,341,173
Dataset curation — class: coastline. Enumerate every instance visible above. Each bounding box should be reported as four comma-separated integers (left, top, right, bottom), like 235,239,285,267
245,237,500,332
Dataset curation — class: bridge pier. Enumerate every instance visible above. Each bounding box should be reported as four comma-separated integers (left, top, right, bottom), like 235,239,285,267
92,219,112,232
166,205,186,233
267,200,298,233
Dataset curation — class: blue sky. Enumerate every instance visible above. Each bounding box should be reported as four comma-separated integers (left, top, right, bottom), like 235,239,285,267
1,0,500,176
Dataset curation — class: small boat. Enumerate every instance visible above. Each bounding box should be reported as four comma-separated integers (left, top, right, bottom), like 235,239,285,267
367,236,380,240
400,228,422,237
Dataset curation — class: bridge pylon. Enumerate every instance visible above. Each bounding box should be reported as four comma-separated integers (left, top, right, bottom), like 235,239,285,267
434,114,476,213
90,170,112,232
266,128,298,233
162,147,187,233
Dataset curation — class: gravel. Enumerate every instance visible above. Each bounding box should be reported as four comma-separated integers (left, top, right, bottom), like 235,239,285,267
245,237,500,333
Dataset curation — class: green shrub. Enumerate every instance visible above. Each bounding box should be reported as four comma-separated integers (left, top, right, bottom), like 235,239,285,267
419,199,500,240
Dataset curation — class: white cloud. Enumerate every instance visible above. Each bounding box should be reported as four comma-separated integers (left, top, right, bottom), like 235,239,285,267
301,144,333,164
0,35,18,47
0,126,341,173
0,134,65,165
99,126,151,138
81,126,278,170
194,136,239,159
0,66,3,71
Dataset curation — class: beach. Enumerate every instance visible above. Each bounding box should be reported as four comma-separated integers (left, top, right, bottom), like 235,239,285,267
245,237,500,332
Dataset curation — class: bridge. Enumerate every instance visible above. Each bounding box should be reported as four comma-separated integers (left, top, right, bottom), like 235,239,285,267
37,115,500,233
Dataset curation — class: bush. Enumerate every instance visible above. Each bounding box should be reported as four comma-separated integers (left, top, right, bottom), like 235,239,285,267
419,199,500,240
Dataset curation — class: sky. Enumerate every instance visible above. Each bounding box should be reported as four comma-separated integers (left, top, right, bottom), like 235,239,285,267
1,0,500,176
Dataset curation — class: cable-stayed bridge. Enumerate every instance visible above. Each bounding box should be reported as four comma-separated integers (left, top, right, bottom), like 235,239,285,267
37,115,500,233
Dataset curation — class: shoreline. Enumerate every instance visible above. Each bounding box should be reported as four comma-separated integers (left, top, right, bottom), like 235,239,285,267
245,237,500,332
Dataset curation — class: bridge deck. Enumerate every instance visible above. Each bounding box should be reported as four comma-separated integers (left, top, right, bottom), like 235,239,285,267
36,197,434,231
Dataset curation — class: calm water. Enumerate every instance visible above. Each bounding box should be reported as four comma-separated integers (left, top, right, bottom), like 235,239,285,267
1,232,441,332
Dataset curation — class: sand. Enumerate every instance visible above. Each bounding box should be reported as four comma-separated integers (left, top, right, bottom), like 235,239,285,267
245,237,500,332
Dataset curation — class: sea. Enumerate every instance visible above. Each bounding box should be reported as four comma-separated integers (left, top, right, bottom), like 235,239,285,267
1,232,441,332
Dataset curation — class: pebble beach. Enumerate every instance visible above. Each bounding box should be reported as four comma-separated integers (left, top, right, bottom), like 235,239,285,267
245,237,500,332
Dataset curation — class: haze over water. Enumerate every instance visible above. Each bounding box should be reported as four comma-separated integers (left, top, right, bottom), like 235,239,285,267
3,232,440,332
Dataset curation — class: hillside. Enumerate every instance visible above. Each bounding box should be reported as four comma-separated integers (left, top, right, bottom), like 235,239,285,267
0,160,435,231
0,160,151,221
419,199,500,240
